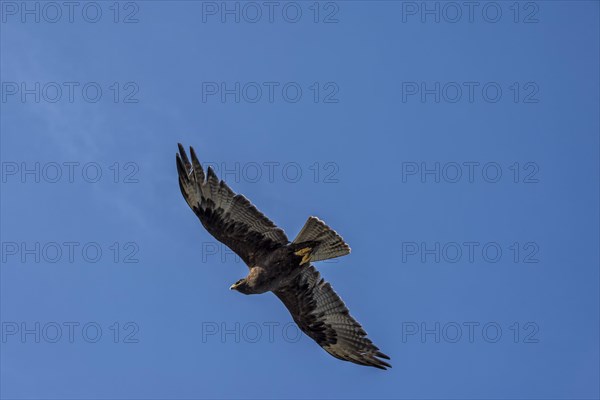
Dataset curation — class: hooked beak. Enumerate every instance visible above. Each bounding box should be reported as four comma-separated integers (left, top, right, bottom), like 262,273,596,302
230,280,243,290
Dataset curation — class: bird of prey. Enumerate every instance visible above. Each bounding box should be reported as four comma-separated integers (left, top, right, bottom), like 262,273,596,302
176,144,391,370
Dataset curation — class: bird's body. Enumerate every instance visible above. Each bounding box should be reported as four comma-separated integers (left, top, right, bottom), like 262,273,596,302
176,144,391,370
230,245,305,294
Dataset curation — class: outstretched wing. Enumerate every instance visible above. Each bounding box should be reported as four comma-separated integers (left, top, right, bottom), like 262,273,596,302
274,265,391,370
176,144,288,266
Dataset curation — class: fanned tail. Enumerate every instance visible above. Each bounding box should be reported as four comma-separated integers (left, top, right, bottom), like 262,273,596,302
292,217,351,263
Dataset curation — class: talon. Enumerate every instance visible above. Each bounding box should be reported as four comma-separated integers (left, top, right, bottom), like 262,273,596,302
294,247,311,256
294,247,312,265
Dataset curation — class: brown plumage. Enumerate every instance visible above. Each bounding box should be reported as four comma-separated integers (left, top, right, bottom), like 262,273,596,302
176,144,391,370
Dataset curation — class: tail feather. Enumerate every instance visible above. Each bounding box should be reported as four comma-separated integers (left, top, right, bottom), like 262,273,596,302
293,217,351,262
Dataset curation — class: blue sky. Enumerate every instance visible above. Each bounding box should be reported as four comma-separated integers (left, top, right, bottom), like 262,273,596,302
1,1,599,399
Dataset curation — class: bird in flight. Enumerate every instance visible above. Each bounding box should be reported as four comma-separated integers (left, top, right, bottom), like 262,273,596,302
176,144,391,370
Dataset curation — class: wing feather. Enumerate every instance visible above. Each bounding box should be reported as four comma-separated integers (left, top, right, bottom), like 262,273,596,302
274,266,391,370
177,144,288,266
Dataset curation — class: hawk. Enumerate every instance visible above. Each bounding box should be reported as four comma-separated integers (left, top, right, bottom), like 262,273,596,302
176,144,391,370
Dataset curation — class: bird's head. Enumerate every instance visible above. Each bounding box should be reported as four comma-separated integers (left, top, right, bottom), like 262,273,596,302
229,278,252,295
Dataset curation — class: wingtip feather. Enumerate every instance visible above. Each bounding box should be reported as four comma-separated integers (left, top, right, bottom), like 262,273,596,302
176,154,188,182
